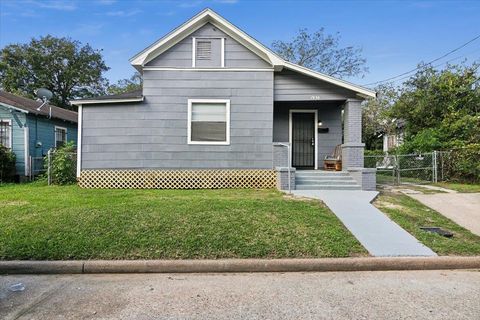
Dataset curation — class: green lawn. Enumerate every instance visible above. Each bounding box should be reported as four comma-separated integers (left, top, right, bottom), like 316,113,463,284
433,182,480,193
374,192,480,256
0,182,366,260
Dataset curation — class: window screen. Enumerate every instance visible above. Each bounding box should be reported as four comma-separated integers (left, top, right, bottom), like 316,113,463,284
0,120,11,148
55,127,67,148
190,102,227,142
196,40,212,60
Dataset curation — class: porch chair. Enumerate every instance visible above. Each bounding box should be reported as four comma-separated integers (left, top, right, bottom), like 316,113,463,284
324,144,342,171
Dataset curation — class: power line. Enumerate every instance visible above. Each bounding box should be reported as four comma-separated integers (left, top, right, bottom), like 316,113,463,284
386,47,480,85
363,34,480,87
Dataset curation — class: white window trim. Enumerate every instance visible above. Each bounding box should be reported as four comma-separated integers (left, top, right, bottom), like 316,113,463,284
192,37,225,68
288,109,318,170
54,125,68,148
187,99,230,145
0,119,12,149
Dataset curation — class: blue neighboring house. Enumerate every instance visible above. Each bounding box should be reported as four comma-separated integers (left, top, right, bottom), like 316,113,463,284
0,90,77,181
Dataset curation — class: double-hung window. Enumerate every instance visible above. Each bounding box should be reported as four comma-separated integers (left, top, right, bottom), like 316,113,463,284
0,120,12,148
188,99,230,145
55,126,67,148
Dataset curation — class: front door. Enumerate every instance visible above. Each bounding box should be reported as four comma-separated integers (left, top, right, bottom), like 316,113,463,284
291,112,315,169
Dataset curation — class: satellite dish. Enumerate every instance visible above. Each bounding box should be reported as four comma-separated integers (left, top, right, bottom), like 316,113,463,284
34,88,53,118
35,88,53,101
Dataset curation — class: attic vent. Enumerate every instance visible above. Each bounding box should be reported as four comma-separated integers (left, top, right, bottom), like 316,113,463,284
196,40,212,60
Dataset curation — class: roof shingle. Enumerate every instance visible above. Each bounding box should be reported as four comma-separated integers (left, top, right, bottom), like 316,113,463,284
0,90,77,123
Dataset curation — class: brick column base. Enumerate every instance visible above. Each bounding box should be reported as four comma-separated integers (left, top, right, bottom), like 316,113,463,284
341,142,365,169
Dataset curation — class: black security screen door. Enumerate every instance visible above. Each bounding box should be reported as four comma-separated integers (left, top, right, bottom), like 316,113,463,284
292,112,315,169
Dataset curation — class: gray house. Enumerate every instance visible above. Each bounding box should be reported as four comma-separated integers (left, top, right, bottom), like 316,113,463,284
72,9,376,190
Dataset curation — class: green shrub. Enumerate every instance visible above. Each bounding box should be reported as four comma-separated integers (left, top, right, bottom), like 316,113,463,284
440,144,480,183
0,146,16,182
48,141,77,185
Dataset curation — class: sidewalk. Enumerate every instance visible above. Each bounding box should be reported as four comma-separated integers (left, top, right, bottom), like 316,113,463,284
292,190,436,257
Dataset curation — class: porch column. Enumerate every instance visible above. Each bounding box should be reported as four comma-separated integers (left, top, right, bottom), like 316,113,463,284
342,99,365,169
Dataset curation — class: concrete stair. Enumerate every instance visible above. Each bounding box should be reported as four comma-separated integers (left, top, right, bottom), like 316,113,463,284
295,170,361,190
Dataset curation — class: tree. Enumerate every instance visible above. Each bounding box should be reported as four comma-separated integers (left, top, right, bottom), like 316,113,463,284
0,35,109,109
362,84,399,150
107,72,142,95
391,62,480,152
272,28,368,78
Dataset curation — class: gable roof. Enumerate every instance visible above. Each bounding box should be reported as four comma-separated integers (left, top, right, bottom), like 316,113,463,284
0,90,77,123
130,8,376,99
70,89,144,105
130,8,283,70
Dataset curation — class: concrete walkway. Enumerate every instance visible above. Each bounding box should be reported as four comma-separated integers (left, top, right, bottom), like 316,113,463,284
292,190,437,257
409,193,480,236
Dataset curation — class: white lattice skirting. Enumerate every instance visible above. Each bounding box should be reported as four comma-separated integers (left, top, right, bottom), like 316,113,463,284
78,169,277,189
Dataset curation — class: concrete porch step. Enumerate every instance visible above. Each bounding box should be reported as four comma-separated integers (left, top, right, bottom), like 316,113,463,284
296,171,350,177
296,176,354,181
296,179,359,186
296,184,362,190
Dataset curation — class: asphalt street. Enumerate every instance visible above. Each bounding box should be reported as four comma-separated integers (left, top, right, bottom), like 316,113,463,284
1,270,479,319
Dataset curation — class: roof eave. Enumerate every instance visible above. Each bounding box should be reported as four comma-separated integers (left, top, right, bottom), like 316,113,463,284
130,8,280,69
0,102,29,114
283,62,376,98
71,96,144,106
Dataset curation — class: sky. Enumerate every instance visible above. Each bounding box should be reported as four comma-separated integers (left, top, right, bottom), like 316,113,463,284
1,0,479,88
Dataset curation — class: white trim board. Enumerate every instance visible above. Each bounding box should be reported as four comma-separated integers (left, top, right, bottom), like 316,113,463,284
0,102,29,114
288,109,318,170
24,126,29,176
143,67,274,72
76,105,82,177
187,99,231,145
70,97,144,106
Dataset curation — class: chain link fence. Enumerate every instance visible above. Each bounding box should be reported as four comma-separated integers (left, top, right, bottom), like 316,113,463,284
365,152,437,185
365,147,479,186
28,156,46,180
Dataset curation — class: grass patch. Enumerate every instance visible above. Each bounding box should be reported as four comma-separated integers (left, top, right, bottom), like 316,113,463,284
374,192,480,256
0,182,366,260
433,182,480,193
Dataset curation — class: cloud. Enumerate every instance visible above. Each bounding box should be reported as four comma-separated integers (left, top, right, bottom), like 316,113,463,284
159,10,176,16
25,0,77,11
73,23,104,36
177,0,238,8
106,9,142,17
178,1,204,8
97,0,116,4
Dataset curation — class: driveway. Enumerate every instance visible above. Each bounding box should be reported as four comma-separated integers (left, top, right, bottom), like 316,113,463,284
409,193,480,236
1,271,479,319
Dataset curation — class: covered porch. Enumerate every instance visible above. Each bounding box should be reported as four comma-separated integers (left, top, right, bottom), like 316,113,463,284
272,99,376,191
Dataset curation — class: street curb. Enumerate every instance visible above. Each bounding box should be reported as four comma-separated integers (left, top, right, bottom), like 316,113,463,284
1,257,480,274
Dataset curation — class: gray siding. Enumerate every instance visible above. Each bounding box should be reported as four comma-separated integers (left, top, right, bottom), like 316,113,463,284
81,70,274,170
147,23,272,69
273,102,343,165
274,70,358,101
